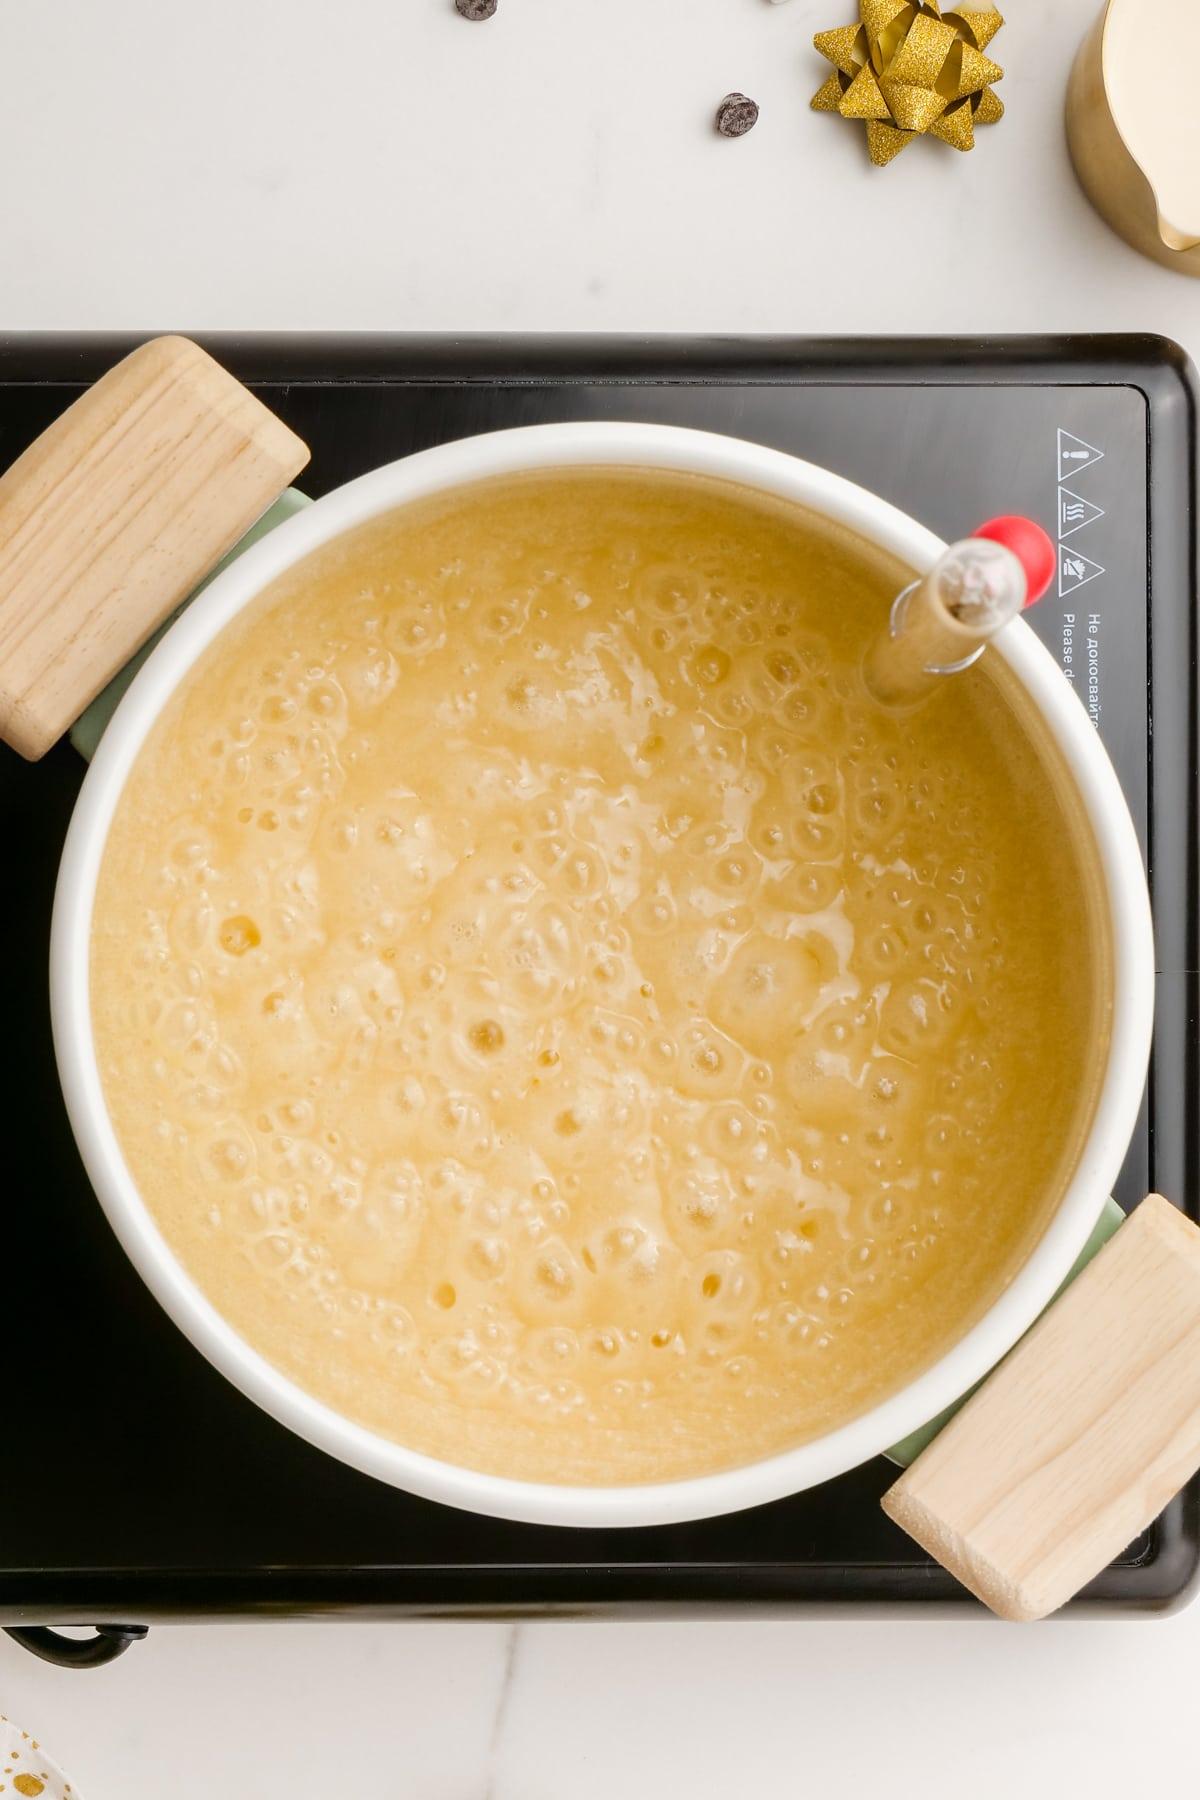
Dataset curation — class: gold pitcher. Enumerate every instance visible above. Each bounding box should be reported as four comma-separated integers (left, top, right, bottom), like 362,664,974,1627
1067,0,1200,277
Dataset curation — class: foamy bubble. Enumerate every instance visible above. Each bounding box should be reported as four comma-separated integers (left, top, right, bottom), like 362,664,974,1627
640,564,701,618
878,977,953,1057
709,934,833,1056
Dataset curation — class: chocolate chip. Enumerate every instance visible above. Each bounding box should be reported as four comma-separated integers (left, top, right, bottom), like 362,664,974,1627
715,93,759,137
455,0,497,17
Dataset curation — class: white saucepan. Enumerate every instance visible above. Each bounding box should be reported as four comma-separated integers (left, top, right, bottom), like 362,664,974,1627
49,422,1154,1528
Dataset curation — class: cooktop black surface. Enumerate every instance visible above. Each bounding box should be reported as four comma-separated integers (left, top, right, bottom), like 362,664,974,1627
1,334,1196,1626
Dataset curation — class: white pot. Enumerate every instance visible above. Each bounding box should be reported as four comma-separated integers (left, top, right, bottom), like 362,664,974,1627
50,422,1155,1528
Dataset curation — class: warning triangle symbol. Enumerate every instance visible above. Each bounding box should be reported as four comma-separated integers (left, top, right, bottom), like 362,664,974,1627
1058,543,1105,597
1057,429,1104,483
1058,486,1105,539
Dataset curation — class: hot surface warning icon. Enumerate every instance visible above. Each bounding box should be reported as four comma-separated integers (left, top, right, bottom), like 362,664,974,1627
1058,486,1105,538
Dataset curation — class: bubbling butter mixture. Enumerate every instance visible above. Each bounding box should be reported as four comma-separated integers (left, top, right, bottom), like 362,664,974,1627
92,471,1106,1484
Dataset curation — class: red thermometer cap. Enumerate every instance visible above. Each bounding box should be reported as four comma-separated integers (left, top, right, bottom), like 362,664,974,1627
972,515,1055,608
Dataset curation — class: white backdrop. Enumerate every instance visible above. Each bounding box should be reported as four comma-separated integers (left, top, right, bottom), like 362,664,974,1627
1,1,1198,1794
2,0,1198,340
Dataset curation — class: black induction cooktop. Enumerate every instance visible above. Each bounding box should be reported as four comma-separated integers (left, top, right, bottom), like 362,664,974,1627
1,334,1196,1643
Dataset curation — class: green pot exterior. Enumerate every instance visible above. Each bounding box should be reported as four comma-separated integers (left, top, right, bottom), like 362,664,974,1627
884,1195,1127,1467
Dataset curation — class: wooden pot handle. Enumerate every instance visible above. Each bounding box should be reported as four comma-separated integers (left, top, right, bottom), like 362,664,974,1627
883,1194,1200,1619
0,335,309,760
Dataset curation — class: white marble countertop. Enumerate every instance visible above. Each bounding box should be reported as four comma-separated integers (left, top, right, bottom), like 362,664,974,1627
2,0,1199,1792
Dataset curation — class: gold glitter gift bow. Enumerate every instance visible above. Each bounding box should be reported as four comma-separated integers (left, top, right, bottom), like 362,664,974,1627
812,1,1004,165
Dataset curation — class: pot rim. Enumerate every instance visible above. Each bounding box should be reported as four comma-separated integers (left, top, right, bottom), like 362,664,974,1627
50,421,1155,1527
